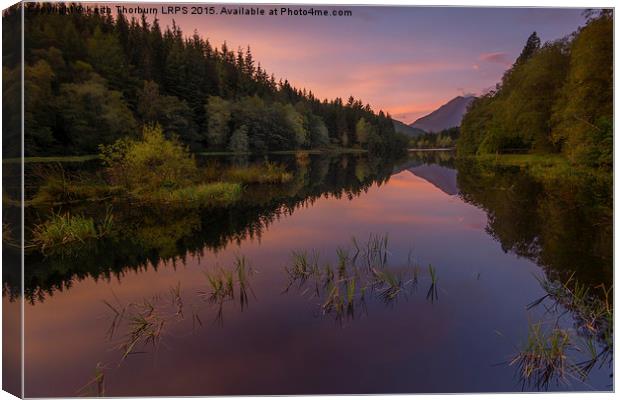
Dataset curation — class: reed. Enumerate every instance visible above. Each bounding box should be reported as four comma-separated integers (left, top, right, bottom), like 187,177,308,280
510,323,576,388
77,362,106,397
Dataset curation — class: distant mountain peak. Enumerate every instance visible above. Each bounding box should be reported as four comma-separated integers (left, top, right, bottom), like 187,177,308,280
410,96,475,133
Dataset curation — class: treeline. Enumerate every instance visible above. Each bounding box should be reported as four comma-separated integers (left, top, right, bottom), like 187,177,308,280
3,3,406,157
409,127,459,149
458,10,612,167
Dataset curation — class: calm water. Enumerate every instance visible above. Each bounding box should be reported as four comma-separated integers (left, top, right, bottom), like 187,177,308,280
3,152,613,395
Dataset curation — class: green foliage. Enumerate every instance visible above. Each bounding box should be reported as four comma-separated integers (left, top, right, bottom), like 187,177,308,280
224,162,293,184
24,60,56,154
552,12,613,166
32,212,113,255
31,169,122,206
410,127,459,149
205,96,232,149
228,125,250,153
99,125,197,192
137,81,198,145
355,117,371,146
515,31,541,65
308,114,330,147
59,75,137,154
18,3,402,156
150,182,242,206
458,12,612,168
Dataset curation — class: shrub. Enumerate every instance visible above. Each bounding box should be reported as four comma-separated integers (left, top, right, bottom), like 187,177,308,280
100,125,198,192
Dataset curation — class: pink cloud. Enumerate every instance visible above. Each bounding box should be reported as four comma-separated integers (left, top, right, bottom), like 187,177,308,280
479,52,513,66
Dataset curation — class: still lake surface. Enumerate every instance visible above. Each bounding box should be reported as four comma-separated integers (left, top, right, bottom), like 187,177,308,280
4,151,613,395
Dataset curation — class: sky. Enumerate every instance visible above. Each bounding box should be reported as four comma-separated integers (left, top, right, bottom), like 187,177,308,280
114,4,586,123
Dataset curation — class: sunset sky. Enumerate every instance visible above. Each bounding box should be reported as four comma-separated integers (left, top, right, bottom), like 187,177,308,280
117,4,586,123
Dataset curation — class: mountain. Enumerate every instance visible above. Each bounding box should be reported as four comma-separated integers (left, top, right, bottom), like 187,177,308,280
410,96,475,133
407,164,458,196
393,119,426,137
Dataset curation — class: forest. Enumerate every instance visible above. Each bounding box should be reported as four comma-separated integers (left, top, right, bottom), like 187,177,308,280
458,10,612,168
408,127,459,149
3,3,407,157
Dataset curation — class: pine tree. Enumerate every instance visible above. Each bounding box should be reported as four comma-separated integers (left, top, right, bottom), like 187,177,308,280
516,32,541,65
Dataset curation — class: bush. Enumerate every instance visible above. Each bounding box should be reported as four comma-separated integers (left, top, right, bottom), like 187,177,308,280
100,125,198,192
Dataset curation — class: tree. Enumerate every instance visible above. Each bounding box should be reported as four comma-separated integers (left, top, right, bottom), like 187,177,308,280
205,96,231,149
24,60,57,155
355,117,371,147
228,125,249,153
552,11,612,166
58,75,137,153
137,81,199,146
515,32,541,65
308,115,329,148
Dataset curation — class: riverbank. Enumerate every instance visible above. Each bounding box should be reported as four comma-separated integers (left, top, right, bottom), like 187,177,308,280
408,147,455,152
4,147,369,164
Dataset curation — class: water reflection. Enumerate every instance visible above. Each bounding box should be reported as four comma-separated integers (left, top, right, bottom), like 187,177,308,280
4,154,401,302
7,151,612,395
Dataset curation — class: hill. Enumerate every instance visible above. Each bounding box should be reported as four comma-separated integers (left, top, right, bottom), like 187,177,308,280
393,120,426,137
410,96,475,133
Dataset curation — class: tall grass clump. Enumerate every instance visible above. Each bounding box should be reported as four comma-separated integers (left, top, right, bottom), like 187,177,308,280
510,323,575,388
152,182,242,206
32,211,113,254
511,273,614,389
199,255,256,321
284,234,434,321
30,164,122,206
224,161,293,184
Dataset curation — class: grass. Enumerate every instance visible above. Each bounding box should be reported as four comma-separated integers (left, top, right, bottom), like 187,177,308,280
510,323,575,389
510,273,614,389
223,162,293,184
31,211,113,254
30,167,124,206
352,233,389,270
121,305,166,360
146,182,242,206
426,264,439,302
77,362,106,397
3,155,98,164
284,234,438,321
200,255,255,311
530,273,613,356
470,153,582,181
198,148,367,156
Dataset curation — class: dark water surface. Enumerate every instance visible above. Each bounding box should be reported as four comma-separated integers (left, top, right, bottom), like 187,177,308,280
3,152,612,396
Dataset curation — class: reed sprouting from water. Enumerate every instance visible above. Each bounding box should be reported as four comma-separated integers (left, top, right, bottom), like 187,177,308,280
77,362,106,397
426,264,438,302
510,323,575,389
508,273,614,389
284,234,439,321
103,256,256,363
199,255,256,322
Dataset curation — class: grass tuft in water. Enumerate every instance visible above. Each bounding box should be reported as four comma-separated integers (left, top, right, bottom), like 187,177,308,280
510,323,576,389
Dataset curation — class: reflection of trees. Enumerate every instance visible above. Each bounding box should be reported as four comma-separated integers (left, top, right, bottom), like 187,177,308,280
456,159,613,389
457,159,612,287
5,154,400,303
